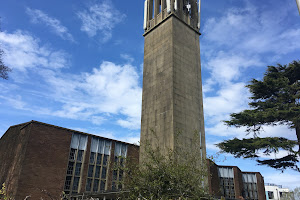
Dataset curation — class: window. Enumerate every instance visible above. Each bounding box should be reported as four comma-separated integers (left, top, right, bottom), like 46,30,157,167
96,153,102,165
64,133,87,194
77,150,84,162
72,177,80,191
88,165,94,177
93,179,99,192
112,142,128,191
85,137,112,193
69,148,76,160
100,180,106,191
268,191,274,199
90,152,96,164
95,166,101,178
101,167,107,179
74,163,81,176
242,173,258,200
103,155,109,166
64,176,72,190
86,178,92,191
67,162,74,175
218,167,235,199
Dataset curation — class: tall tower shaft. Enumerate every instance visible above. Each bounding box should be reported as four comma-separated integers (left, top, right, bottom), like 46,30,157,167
140,0,206,161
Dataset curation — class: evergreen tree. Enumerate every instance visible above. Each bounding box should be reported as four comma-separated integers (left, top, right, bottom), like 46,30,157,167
217,60,300,171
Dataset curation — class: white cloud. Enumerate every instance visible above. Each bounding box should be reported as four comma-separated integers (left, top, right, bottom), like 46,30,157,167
0,95,26,110
206,140,221,152
1,60,142,129
26,7,75,42
203,1,300,58
120,136,140,145
204,82,249,125
37,61,142,129
77,1,126,42
0,31,69,72
205,52,263,86
0,29,141,129
120,53,134,63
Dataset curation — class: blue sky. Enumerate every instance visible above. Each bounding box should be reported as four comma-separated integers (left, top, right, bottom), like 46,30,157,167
1,0,300,189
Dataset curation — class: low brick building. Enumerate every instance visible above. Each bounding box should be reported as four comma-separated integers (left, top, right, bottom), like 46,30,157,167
0,121,265,200
207,160,266,200
0,121,139,199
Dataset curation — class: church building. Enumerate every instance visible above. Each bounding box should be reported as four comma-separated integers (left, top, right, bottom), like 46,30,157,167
0,0,267,199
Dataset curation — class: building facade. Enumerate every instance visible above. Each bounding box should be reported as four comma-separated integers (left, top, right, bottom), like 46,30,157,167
208,161,266,200
265,183,291,200
140,0,206,161
0,121,266,200
0,121,139,200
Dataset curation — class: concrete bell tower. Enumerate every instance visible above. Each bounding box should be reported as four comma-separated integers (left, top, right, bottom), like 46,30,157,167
140,0,206,162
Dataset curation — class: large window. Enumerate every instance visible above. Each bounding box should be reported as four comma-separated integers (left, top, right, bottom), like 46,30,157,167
86,137,112,192
242,173,258,200
112,142,127,191
64,133,88,195
218,167,235,199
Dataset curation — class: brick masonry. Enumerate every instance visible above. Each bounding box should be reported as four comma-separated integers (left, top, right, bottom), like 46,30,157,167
0,121,139,199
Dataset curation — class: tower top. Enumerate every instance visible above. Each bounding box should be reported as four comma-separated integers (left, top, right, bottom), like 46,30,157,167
143,0,201,34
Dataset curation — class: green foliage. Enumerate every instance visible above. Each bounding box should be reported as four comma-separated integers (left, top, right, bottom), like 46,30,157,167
116,132,210,200
0,183,13,200
219,60,300,171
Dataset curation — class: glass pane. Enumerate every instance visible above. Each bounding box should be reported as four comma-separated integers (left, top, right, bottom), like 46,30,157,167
86,178,92,191
75,163,82,176
95,166,101,178
88,165,94,177
72,177,80,191
91,137,98,153
64,176,72,190
120,158,124,167
77,150,84,162
67,161,74,175
78,134,87,150
93,179,99,192
101,167,107,179
103,155,109,166
114,156,118,164
112,182,116,191
96,153,102,165
71,134,79,149
121,144,127,157
69,148,77,160
114,143,121,157
104,141,111,155
113,170,118,180
119,171,123,181
90,152,96,164
100,180,106,191
98,140,104,154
